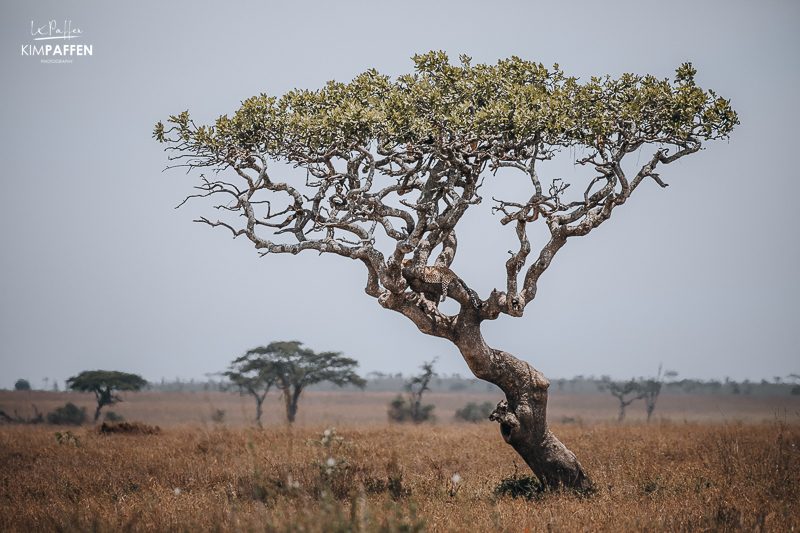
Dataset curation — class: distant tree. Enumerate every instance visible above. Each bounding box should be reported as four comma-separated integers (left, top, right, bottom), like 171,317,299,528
238,341,366,423
388,360,436,423
639,366,675,423
66,370,147,422
222,353,279,425
639,379,661,424
601,379,642,422
14,379,31,391
404,360,436,423
602,366,675,423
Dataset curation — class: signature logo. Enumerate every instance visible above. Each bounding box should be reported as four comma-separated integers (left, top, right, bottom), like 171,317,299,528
31,20,82,40
22,21,93,61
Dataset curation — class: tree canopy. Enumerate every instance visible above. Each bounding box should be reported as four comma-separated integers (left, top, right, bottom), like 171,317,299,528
155,52,737,323
66,370,147,422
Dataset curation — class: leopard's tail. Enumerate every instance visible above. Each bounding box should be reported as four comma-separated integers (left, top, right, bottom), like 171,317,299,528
456,279,483,309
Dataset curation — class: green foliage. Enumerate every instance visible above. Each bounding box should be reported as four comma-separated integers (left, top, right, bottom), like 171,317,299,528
387,395,407,422
103,411,124,422
243,341,366,390
454,401,494,423
66,370,146,422
494,468,544,501
387,394,435,424
66,370,147,393
47,403,88,426
156,52,737,168
14,379,31,391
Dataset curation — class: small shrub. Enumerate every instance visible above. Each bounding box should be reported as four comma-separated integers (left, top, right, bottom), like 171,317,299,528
641,477,665,495
454,401,494,423
494,468,545,501
211,409,225,423
387,395,410,422
54,431,81,447
104,411,124,422
387,395,435,424
14,379,31,391
47,403,88,426
307,428,355,498
791,385,800,396
97,421,161,435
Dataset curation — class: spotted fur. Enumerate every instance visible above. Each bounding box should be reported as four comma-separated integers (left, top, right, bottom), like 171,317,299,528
402,260,482,308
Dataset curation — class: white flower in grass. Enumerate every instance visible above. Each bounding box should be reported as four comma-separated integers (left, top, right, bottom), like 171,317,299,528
452,474,461,483
324,429,331,436
327,457,336,467
173,488,181,495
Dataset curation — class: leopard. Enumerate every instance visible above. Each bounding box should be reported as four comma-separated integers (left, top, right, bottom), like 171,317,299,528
402,260,482,309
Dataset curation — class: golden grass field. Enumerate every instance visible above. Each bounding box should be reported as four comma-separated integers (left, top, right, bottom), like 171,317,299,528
1,391,798,532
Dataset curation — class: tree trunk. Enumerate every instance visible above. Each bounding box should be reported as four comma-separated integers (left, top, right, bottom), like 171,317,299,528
255,396,263,424
388,247,592,490
283,385,301,423
454,312,592,490
93,390,104,422
616,397,635,422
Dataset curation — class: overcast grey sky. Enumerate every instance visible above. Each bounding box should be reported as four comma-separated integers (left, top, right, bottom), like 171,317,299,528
1,0,798,390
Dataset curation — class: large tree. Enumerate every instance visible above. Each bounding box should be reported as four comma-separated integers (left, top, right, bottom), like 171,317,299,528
66,370,147,422
237,341,366,423
155,53,737,489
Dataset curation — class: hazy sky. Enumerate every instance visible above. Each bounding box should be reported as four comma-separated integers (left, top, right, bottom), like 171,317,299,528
1,0,798,390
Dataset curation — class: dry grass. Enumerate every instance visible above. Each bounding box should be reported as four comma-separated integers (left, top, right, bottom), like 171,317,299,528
1,409,798,532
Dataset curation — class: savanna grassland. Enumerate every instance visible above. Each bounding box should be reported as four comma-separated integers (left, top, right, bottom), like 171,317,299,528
1,392,798,532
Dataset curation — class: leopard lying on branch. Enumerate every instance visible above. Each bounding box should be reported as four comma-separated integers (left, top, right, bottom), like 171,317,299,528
402,260,482,309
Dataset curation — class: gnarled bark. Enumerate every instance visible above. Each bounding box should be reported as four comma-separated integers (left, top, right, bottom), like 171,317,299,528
455,310,591,489
392,266,591,490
